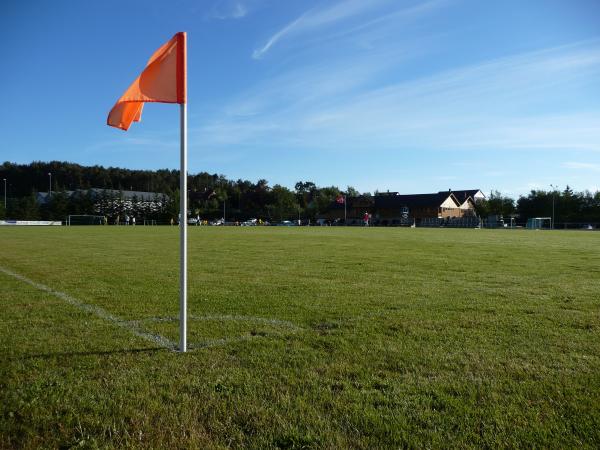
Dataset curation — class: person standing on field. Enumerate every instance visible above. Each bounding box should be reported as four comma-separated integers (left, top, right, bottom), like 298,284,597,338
132,217,136,226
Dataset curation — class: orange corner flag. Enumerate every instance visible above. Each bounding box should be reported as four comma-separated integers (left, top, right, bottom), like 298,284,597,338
107,32,187,131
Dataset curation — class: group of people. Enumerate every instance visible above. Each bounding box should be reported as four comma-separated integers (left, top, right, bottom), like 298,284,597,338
114,214,136,226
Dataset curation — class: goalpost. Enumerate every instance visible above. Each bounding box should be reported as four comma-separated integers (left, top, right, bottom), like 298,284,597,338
505,217,516,229
67,215,106,226
526,217,551,229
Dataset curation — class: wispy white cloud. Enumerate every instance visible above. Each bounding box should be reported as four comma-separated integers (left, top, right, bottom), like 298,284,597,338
562,161,600,172
252,0,396,59
200,41,600,155
207,0,249,20
252,13,307,59
308,0,450,50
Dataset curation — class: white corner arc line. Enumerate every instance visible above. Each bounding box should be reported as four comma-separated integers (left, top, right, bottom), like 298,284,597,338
0,266,177,350
138,314,303,331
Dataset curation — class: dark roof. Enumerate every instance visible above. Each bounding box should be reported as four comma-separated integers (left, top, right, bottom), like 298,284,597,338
375,192,457,209
443,189,483,202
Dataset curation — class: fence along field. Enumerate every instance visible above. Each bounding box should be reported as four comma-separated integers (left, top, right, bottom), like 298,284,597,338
1,226,599,448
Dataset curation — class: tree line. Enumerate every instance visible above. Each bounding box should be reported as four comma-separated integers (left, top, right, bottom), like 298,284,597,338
474,189,600,225
1,161,599,225
0,161,347,223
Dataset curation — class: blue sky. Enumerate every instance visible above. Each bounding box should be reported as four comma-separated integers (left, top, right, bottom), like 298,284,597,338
1,0,599,196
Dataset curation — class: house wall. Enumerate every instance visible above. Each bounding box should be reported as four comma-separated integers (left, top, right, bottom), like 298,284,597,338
459,199,476,217
413,206,437,219
377,203,463,220
439,207,462,218
376,208,400,219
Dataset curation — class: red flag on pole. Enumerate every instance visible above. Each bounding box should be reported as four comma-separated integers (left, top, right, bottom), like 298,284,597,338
107,32,187,131
336,194,345,204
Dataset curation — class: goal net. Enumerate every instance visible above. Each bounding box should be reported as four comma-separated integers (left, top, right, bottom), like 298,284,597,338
67,215,106,225
526,217,551,229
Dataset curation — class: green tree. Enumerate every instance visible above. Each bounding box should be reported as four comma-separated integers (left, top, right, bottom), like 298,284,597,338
11,192,40,220
268,185,299,222
346,186,360,197
294,181,317,210
559,186,580,223
47,191,69,221
517,190,553,223
313,186,341,217
486,190,515,217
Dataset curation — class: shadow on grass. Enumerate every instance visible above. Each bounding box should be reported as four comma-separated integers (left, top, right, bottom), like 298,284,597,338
10,347,167,361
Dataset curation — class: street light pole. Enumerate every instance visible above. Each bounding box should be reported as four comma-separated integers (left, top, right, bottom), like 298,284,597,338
550,184,557,229
48,172,52,197
3,178,6,210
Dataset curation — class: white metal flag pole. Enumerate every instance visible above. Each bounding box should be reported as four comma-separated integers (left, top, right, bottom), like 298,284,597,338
179,102,188,352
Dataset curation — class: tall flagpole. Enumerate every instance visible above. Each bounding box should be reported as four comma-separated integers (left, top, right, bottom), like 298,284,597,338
179,102,188,352
106,32,188,351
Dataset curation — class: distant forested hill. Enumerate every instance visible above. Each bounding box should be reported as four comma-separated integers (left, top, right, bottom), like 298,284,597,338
0,161,180,197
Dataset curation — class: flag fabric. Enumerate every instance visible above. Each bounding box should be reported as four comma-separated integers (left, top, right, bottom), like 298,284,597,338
107,32,187,131
336,194,345,204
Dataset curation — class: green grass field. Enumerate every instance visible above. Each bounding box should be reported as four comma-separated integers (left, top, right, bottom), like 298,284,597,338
1,226,599,448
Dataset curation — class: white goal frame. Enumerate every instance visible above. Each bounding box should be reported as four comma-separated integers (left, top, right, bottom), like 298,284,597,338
527,217,551,230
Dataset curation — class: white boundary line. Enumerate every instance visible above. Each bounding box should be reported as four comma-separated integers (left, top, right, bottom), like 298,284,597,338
2,266,304,352
0,266,177,350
